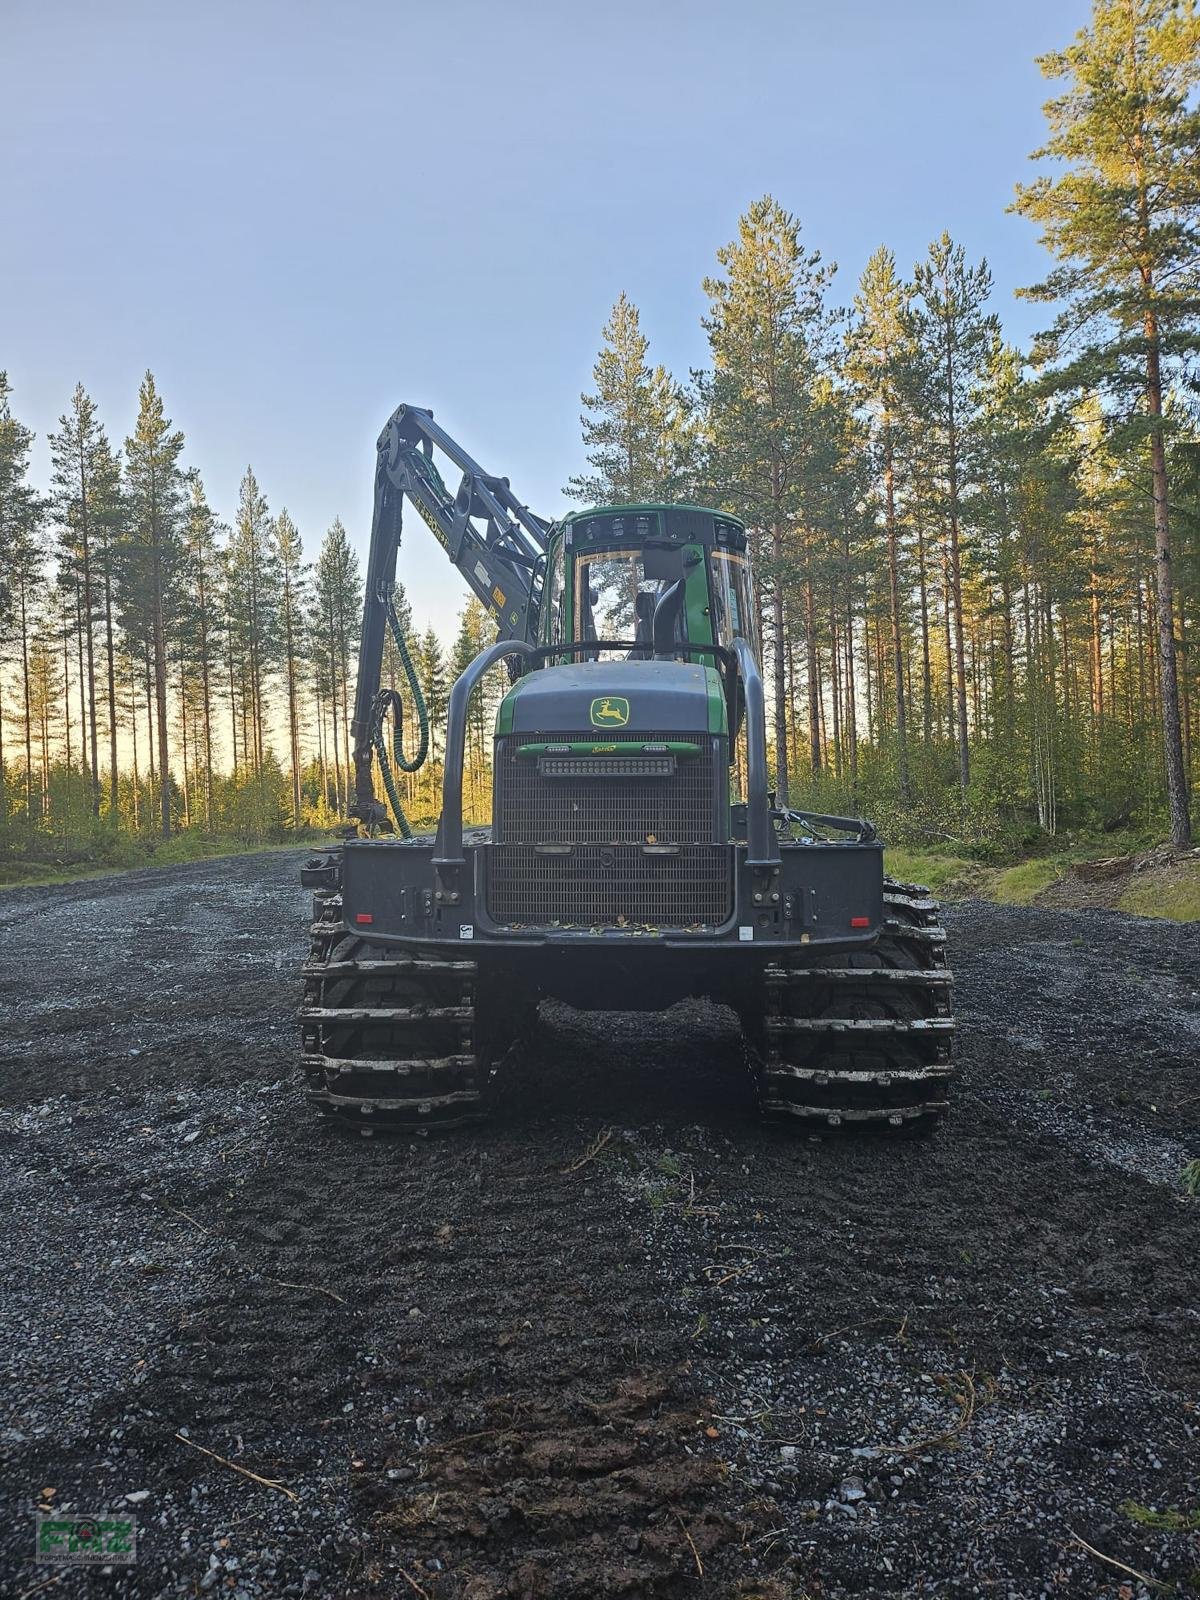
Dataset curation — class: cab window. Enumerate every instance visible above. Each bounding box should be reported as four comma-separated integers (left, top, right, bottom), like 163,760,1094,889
709,549,753,647
573,548,686,650
543,536,566,646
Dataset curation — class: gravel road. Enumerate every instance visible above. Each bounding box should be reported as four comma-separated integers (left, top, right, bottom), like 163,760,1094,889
0,852,1197,1598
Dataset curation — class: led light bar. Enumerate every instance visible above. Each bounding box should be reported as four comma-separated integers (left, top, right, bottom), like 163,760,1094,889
536,756,677,778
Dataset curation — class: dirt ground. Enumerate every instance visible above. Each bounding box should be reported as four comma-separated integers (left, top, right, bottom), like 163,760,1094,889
0,852,1197,1600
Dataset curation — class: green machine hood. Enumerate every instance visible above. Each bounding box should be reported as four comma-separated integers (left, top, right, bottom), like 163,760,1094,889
496,660,727,737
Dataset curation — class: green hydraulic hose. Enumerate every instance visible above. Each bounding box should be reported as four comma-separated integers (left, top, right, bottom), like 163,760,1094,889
369,595,429,839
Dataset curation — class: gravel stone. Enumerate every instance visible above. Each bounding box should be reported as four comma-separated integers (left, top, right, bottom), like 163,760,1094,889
0,858,1196,1597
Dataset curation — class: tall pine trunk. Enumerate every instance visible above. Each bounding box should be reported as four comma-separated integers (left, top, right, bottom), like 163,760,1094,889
803,572,820,775
76,433,101,817
882,418,910,799
101,527,119,818
945,369,970,788
770,520,789,806
1144,317,1191,845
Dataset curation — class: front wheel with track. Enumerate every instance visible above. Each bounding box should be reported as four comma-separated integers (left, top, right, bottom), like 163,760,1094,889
299,890,530,1134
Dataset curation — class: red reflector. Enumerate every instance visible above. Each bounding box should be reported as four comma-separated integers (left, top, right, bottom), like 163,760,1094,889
355,913,374,925
850,916,871,928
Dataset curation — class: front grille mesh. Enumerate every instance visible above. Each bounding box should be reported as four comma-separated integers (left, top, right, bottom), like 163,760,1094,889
493,731,717,845
486,843,732,929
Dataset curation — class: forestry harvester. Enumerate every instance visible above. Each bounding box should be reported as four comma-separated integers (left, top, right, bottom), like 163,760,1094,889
299,406,956,1132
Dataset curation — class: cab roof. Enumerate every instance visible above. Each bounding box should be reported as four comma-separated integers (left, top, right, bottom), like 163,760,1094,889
560,501,743,527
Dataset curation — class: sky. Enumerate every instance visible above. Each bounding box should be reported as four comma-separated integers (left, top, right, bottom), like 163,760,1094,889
2,0,1093,637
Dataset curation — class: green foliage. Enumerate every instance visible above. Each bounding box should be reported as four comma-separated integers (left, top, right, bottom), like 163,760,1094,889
0,371,41,617
565,292,694,505
213,752,292,839
1121,1499,1200,1532
1013,0,1200,846
1120,860,1200,922
309,516,362,816
700,195,835,542
0,826,320,889
700,194,839,802
992,860,1062,904
1013,0,1200,391
881,849,977,897
1180,1160,1200,1198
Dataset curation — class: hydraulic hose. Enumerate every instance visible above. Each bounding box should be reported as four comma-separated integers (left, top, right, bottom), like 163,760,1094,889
369,596,429,838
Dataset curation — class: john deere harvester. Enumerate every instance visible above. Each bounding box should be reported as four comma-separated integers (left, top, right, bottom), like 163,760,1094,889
299,406,955,1132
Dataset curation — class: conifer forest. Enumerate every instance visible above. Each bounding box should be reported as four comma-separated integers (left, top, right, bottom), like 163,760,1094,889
2,0,1199,877
5,6,1200,1598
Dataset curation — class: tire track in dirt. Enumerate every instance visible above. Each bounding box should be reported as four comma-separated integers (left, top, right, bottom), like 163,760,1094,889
1,855,1197,1598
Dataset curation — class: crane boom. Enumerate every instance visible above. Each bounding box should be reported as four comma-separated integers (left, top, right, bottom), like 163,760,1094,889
349,404,550,825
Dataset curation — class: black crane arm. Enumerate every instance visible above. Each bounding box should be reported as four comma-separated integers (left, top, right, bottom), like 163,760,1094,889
349,404,550,827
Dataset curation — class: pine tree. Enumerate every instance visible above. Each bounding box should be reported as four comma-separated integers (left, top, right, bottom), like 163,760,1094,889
49,384,116,817
1013,0,1200,845
701,196,836,802
0,375,45,823
312,518,361,815
909,235,1000,789
27,628,60,822
565,292,693,505
121,372,185,837
273,508,308,827
846,248,916,801
177,472,226,825
226,466,280,776
91,437,124,820
0,373,39,612
451,596,497,818
416,625,449,788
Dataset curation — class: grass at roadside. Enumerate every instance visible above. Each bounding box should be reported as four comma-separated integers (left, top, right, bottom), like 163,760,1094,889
886,838,1200,922
0,832,322,890
991,859,1063,904
881,848,981,897
1118,859,1200,922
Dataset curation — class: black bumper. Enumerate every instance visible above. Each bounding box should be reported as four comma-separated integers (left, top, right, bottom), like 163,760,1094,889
319,837,885,954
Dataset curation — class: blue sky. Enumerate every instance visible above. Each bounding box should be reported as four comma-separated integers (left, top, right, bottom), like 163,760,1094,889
3,0,1090,635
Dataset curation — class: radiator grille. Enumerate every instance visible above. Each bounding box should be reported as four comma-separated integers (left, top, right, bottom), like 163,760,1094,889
493,731,718,845
485,843,733,929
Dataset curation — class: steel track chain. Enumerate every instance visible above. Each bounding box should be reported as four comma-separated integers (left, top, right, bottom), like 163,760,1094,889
300,891,492,1134
748,878,957,1132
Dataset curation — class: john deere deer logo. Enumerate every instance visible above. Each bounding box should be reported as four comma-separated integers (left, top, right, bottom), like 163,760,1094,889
590,696,630,727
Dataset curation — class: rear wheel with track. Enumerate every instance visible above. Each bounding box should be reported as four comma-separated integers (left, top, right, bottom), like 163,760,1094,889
741,878,956,1132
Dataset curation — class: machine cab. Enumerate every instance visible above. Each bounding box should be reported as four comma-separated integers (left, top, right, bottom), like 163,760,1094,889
539,504,756,660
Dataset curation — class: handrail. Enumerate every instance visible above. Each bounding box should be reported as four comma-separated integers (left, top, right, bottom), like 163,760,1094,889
434,640,535,870
437,634,777,870
785,809,878,844
523,638,736,673
732,635,780,867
